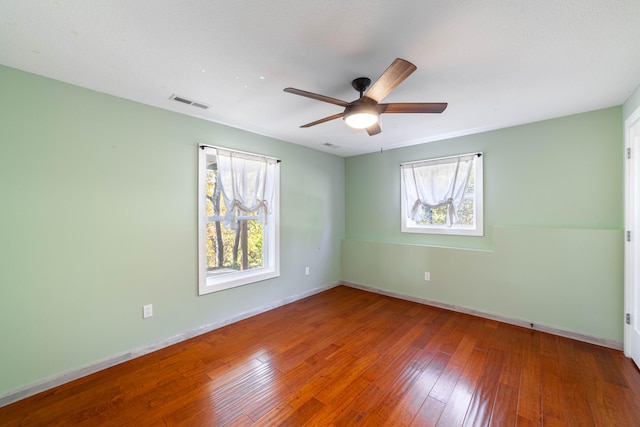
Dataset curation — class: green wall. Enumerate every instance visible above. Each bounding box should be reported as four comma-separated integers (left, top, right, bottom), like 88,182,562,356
343,107,624,342
0,65,345,397
0,61,632,401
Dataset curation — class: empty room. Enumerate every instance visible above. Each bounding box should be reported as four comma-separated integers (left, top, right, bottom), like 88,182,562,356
2,1,640,425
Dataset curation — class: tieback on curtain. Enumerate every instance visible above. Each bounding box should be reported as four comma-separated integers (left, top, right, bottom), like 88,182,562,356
409,197,457,226
224,200,271,229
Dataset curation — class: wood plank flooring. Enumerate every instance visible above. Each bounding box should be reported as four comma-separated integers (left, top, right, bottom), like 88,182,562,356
2,285,640,426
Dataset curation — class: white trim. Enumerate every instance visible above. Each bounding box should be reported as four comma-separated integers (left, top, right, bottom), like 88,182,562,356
342,281,623,351
401,152,484,236
400,152,481,166
198,146,280,295
624,106,640,357
199,144,280,163
0,282,339,408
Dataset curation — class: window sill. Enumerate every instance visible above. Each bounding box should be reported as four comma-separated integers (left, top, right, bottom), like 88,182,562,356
401,224,484,236
199,267,279,295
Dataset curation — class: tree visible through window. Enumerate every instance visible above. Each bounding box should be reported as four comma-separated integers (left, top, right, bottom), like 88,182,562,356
205,165,264,273
198,146,279,295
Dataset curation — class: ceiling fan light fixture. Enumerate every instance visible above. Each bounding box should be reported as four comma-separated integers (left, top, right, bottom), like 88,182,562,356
343,104,379,129
285,58,446,135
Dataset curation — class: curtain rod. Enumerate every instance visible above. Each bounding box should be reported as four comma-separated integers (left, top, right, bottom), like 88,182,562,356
199,144,281,163
400,152,481,167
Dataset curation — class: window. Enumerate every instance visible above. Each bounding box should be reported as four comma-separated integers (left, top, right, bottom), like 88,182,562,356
198,146,280,295
401,152,483,236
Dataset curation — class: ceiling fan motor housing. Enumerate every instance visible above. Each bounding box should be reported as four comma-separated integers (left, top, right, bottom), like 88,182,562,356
351,77,372,95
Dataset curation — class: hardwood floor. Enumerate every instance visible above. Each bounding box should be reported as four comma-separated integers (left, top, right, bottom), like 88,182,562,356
2,285,640,426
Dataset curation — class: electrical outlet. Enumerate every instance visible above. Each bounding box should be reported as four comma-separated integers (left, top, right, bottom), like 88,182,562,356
143,304,153,319
305,266,310,276
424,272,431,281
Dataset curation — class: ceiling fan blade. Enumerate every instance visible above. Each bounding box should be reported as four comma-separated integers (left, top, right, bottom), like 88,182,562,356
300,113,344,128
284,87,349,107
366,123,382,136
363,58,417,103
378,102,448,114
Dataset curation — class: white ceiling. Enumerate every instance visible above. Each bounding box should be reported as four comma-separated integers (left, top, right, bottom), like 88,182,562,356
2,1,640,157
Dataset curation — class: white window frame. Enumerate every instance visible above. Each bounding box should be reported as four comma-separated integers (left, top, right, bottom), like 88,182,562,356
198,145,280,295
401,152,484,236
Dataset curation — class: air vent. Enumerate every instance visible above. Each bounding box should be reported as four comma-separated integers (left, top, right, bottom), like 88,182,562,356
169,94,210,110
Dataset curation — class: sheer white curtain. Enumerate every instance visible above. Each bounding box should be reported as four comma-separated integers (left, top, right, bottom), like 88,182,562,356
216,148,277,229
402,154,475,226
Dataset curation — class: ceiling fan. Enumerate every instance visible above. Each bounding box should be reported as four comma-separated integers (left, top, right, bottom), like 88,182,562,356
284,58,447,136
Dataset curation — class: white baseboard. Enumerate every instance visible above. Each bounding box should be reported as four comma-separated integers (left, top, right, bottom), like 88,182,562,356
342,281,624,351
0,282,339,408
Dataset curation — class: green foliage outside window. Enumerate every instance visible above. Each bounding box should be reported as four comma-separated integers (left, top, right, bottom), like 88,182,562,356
205,170,264,272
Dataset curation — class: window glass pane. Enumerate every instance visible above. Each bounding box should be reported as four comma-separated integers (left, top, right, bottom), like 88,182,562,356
198,146,280,295
412,162,476,227
456,197,475,226
205,168,265,275
401,153,483,236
